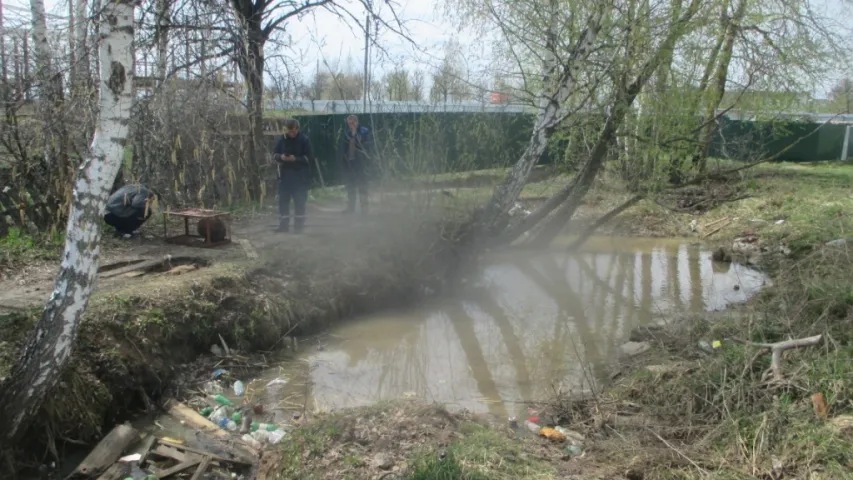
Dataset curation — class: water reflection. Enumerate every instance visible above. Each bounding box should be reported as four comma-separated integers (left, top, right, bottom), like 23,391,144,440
303,237,767,417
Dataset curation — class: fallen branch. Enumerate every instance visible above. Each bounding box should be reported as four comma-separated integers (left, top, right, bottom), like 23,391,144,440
728,335,823,380
700,218,732,239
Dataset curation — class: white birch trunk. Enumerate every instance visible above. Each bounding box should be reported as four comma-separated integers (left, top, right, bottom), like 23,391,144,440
29,0,55,168
0,0,135,444
475,11,604,233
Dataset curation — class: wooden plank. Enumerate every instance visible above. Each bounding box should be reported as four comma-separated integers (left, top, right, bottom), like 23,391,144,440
94,464,125,480
190,457,212,480
136,434,158,465
155,458,202,478
163,399,229,439
68,424,139,479
152,444,188,462
158,439,255,466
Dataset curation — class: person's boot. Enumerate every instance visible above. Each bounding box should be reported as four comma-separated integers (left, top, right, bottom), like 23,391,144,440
276,217,290,233
294,218,305,234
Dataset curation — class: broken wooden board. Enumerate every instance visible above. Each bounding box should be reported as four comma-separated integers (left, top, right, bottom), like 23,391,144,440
153,457,202,478
94,464,125,480
68,424,139,479
190,456,213,480
159,438,255,466
164,399,229,439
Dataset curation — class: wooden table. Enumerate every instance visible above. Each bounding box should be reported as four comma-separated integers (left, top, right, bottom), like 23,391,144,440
162,208,232,248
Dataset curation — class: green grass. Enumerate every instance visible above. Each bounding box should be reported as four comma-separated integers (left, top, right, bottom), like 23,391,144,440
0,227,63,271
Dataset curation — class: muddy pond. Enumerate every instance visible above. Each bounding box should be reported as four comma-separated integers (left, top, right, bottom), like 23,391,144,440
244,236,768,423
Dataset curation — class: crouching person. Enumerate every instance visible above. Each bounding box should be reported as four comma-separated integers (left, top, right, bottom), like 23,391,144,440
104,184,160,239
274,119,314,233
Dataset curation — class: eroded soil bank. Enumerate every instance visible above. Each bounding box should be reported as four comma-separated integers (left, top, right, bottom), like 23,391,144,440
0,208,462,475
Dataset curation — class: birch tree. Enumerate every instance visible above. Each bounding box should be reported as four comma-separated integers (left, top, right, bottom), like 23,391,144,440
0,0,136,447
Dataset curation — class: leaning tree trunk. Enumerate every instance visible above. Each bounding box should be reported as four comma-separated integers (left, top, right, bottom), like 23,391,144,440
472,12,604,237
0,0,135,451
508,0,703,247
695,0,746,173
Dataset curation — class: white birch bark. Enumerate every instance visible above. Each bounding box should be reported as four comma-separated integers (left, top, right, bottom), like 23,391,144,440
29,0,55,168
0,0,135,444
475,8,605,233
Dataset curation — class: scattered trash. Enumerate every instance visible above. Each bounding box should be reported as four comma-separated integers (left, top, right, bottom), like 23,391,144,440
160,437,183,445
119,453,142,463
826,238,847,247
554,427,585,445
539,427,566,442
253,404,264,415
563,444,583,457
266,377,288,387
698,340,715,354
712,340,722,349
268,430,286,445
200,407,213,417
508,417,518,429
775,219,785,225
812,392,829,420
203,380,224,395
527,416,539,424
241,433,262,450
213,394,235,406
619,341,651,357
233,380,246,397
524,420,541,434
212,368,229,378
210,344,224,357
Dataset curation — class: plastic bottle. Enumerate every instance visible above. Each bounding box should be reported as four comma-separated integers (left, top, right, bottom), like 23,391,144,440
232,411,242,424
524,420,541,434
209,406,230,426
213,394,234,406
200,407,213,417
216,416,238,431
233,380,246,397
241,434,262,450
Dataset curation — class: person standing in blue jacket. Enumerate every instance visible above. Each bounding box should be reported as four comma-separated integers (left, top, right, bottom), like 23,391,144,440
273,119,314,233
340,115,372,214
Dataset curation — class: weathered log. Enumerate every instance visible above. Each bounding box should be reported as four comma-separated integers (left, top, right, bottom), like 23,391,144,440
68,424,139,478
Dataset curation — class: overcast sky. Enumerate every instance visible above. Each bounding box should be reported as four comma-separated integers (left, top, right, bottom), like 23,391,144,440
1,0,850,98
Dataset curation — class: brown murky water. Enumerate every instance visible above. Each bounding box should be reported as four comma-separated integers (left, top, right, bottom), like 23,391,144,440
258,236,768,422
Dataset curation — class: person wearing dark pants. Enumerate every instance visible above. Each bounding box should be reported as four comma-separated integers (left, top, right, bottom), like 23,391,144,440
104,184,160,239
340,115,373,214
274,119,314,233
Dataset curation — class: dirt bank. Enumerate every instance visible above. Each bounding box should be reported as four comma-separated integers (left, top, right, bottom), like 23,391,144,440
0,208,463,473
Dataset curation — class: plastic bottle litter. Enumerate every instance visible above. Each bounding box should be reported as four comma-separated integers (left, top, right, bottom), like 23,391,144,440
267,429,286,445
250,421,279,432
200,407,213,417
524,420,541,434
216,417,238,431
250,430,271,444
203,381,223,395
241,434,262,450
232,411,242,423
209,406,230,425
213,394,234,406
563,445,583,456
212,368,229,378
266,378,288,387
233,380,246,397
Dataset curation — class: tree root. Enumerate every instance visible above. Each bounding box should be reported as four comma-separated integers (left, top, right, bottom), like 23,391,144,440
728,335,823,381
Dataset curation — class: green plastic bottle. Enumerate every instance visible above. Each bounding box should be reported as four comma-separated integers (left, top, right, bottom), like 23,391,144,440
213,394,234,407
232,411,242,423
250,421,259,432
200,407,213,417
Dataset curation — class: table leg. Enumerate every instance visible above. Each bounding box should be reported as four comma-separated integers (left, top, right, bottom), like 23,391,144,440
184,217,189,237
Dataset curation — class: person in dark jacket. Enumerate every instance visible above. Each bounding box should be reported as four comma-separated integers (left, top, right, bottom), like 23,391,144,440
104,184,160,238
340,115,372,214
273,118,314,233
